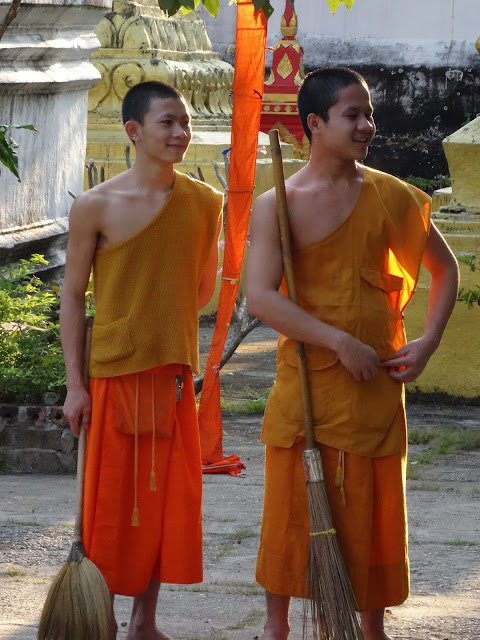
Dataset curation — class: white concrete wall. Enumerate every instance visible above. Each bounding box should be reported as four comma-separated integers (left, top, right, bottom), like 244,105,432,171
0,0,111,234
203,0,480,68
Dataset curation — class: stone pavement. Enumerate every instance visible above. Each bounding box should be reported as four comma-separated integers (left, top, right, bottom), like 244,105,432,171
1,325,480,639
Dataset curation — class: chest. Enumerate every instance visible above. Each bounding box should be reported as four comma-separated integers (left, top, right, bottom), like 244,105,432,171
99,192,173,250
288,183,363,251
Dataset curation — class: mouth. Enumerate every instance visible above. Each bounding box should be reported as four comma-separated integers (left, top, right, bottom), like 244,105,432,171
353,137,370,144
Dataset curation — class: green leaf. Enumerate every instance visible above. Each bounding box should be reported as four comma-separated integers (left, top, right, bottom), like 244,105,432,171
0,140,20,181
157,0,181,16
342,0,356,8
14,124,37,132
327,0,342,11
201,0,219,18
252,0,273,18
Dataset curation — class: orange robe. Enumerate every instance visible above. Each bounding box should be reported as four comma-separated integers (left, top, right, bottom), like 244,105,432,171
256,167,430,609
82,366,202,596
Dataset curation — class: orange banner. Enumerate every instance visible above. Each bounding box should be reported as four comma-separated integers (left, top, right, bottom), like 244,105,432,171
198,0,267,472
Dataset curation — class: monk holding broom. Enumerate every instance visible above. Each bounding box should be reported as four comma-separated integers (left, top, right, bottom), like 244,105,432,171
60,81,223,639
247,67,459,640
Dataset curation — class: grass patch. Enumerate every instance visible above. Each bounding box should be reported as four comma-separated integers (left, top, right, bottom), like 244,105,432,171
406,463,422,480
6,518,40,527
408,482,439,492
408,426,480,467
443,539,477,547
414,452,435,465
231,527,258,541
5,566,27,577
221,396,267,414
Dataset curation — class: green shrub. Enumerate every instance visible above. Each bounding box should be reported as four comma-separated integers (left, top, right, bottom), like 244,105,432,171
0,255,66,403
404,174,451,194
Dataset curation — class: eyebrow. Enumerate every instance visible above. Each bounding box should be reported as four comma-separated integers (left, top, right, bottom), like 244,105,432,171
342,105,374,114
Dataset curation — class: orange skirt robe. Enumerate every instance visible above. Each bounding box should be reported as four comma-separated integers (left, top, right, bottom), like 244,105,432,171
82,365,202,596
256,442,409,611
256,167,431,610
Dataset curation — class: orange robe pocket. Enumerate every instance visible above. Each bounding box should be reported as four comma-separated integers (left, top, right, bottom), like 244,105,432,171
114,364,183,438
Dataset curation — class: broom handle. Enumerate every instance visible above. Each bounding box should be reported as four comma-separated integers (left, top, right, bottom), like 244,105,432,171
73,317,93,542
269,129,316,451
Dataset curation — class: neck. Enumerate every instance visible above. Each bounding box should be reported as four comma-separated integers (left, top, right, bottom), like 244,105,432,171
130,155,176,193
306,148,362,183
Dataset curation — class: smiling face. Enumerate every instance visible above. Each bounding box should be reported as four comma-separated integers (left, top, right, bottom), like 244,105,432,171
126,96,192,165
308,82,376,161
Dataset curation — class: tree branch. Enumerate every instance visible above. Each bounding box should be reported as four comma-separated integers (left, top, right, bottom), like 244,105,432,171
194,317,260,395
0,0,22,43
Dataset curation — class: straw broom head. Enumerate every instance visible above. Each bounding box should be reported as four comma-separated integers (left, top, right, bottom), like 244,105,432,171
302,449,362,640
37,541,111,640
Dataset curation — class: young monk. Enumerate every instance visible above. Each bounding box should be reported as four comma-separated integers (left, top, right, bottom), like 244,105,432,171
60,81,223,640
247,67,459,640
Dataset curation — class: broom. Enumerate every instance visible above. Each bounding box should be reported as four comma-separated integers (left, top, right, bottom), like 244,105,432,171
268,129,363,640
38,318,111,640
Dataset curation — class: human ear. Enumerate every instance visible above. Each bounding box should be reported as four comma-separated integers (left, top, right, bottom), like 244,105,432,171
306,112,322,135
124,120,139,143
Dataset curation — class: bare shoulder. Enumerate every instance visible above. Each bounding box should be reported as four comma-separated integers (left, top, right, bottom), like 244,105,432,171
252,185,276,213
69,171,129,232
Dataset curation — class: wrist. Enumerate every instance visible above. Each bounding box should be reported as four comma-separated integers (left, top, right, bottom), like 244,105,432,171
66,380,87,392
421,332,440,353
330,329,352,355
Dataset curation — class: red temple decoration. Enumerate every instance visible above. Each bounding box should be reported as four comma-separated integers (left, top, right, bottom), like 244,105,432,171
260,0,307,157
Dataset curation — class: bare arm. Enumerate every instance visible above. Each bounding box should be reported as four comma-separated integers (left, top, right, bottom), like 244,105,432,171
382,223,459,382
60,194,101,436
198,212,223,310
246,192,380,382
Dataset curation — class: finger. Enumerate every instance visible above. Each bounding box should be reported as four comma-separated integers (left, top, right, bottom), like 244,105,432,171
70,416,80,438
352,369,362,383
392,344,409,357
389,368,416,383
82,405,92,431
381,355,413,367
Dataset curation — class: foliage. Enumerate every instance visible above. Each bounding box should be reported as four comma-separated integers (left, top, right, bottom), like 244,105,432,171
156,0,355,20
404,174,451,195
0,255,65,403
0,124,36,181
457,256,480,308
408,426,480,457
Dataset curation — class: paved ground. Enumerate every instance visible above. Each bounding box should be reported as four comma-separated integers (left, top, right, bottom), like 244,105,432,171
1,325,479,639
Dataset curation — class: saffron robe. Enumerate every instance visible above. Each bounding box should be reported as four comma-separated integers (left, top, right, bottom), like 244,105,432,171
256,167,430,608
82,367,203,596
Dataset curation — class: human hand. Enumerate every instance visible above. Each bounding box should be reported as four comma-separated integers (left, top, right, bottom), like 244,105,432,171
380,337,435,383
336,333,380,382
63,386,92,437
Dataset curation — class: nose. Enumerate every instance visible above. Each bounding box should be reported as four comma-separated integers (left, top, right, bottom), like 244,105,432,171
173,122,189,137
358,116,375,132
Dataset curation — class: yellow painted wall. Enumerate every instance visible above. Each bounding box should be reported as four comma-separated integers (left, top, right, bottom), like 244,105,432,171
405,261,480,398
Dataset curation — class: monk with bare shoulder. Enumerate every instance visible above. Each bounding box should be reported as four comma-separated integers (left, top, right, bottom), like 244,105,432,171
60,81,223,640
247,68,459,640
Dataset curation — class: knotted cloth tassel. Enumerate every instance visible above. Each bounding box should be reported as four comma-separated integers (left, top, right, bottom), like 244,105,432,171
335,449,346,507
150,374,156,491
131,374,140,527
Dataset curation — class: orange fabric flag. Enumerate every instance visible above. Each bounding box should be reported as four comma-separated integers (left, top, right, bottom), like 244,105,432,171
198,0,267,471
